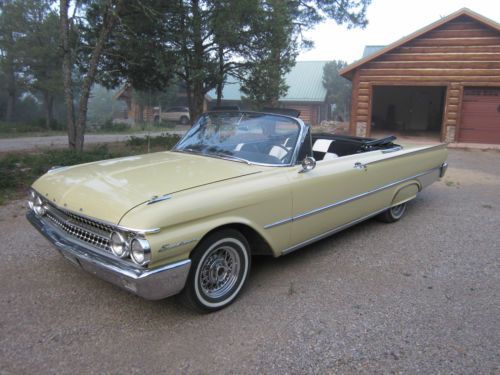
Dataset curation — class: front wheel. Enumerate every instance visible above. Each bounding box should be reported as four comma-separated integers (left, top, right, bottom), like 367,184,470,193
377,202,408,223
180,229,251,312
179,116,189,125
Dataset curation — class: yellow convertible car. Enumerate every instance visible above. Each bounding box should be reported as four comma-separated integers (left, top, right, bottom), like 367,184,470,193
27,110,448,311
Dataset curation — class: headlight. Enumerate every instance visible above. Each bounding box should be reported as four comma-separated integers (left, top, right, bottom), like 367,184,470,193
28,190,36,210
130,238,151,266
110,231,130,258
32,194,46,216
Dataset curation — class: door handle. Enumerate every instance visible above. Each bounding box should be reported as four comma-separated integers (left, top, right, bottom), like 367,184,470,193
354,162,367,171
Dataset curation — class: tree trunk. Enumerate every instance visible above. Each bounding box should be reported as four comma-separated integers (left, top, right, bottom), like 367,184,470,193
74,0,118,151
5,32,16,122
60,0,119,151
216,45,224,107
43,92,54,129
60,0,76,148
189,0,205,123
5,91,15,122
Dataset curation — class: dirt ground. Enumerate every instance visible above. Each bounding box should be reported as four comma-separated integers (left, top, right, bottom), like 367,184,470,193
0,148,499,374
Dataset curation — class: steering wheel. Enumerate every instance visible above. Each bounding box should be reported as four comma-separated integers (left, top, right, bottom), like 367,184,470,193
271,144,291,163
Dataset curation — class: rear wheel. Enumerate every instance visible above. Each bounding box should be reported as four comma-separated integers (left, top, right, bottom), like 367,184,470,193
180,229,251,312
377,202,407,223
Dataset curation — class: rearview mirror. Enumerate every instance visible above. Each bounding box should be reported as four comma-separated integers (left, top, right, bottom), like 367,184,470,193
299,156,316,173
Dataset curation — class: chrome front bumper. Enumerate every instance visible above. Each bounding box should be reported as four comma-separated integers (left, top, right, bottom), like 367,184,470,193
27,211,191,300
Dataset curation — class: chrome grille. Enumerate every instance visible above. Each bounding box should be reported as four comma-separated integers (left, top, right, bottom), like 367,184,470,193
44,203,113,252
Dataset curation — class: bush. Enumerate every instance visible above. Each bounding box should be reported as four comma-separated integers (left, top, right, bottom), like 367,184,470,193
0,121,44,134
126,133,180,149
159,120,177,129
101,119,129,132
0,145,118,192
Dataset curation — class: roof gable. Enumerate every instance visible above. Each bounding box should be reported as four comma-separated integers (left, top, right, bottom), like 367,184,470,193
340,8,500,79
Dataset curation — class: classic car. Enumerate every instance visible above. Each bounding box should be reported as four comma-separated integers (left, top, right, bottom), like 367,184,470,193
27,110,448,312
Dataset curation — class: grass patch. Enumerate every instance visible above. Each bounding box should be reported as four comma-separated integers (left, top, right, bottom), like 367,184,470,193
0,133,180,205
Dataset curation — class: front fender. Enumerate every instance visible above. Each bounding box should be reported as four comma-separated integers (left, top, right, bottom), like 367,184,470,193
118,168,293,268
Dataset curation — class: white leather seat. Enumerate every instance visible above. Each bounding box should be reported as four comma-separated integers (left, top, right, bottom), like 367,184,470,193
312,139,333,153
313,139,338,160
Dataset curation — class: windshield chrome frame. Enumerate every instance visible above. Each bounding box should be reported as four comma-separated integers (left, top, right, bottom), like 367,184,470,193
173,111,308,167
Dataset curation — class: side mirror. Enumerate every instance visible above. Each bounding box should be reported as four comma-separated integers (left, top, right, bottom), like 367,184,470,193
299,156,316,173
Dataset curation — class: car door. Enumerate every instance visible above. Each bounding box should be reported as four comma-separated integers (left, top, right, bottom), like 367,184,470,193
286,152,390,250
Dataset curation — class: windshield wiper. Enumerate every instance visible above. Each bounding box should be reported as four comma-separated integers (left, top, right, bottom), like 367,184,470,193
212,152,251,165
176,147,202,155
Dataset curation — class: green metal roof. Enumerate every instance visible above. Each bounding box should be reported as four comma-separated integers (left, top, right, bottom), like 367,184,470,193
207,61,328,103
362,45,386,58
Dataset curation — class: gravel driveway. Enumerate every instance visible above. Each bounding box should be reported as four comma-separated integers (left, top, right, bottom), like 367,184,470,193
1,149,499,374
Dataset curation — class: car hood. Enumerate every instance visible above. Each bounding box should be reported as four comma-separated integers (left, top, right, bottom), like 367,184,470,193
32,151,263,224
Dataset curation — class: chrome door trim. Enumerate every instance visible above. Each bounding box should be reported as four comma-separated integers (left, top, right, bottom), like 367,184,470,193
365,143,447,166
282,206,390,255
264,165,441,230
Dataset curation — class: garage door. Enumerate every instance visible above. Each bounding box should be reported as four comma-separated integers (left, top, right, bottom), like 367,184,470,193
459,88,500,144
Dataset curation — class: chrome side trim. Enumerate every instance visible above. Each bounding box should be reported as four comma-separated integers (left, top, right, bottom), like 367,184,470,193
365,143,447,166
382,146,402,153
116,225,160,234
263,217,293,230
264,165,440,229
282,206,390,255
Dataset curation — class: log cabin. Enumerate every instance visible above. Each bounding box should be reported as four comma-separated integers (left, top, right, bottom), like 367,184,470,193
340,8,500,144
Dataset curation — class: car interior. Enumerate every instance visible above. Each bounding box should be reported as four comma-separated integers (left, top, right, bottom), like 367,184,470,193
298,132,400,163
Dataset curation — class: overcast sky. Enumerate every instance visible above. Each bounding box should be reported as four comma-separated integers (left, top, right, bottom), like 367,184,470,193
298,0,500,63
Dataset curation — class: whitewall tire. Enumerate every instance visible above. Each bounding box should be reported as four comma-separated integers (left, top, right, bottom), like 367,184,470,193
180,229,251,312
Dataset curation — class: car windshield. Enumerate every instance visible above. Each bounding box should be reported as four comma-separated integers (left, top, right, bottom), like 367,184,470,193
174,112,302,165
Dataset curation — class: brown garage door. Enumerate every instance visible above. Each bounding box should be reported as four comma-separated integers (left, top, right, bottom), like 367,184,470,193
459,88,500,144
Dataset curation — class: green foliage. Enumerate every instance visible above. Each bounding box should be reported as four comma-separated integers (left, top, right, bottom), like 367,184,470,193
0,121,43,134
0,134,182,204
240,0,370,108
240,0,298,108
96,1,178,91
126,133,180,149
0,0,62,126
100,119,129,132
323,60,352,121
0,145,119,202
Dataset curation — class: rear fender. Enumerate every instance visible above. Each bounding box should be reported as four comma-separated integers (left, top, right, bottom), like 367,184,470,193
391,182,420,206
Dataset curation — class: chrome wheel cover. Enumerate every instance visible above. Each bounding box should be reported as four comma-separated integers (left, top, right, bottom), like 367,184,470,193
199,245,240,299
390,203,406,218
